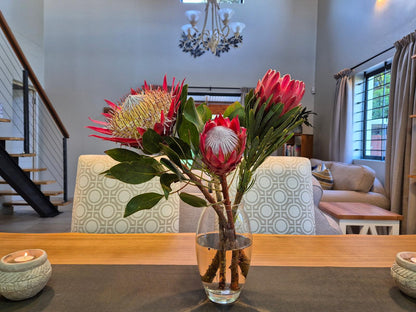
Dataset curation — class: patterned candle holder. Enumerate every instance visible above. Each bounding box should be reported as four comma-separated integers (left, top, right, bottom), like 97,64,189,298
0,249,52,301
391,251,416,299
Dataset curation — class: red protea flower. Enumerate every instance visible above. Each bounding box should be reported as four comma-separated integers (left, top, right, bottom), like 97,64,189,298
200,115,246,176
87,75,184,148
255,69,305,114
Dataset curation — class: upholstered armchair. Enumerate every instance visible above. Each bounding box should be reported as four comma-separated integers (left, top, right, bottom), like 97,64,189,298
71,155,180,233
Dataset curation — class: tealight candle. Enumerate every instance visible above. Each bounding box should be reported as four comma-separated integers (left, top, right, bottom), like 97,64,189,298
411,257,416,263
14,252,34,263
0,249,52,301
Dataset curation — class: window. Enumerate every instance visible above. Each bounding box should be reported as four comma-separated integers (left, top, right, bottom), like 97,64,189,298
188,87,242,115
181,0,244,3
353,62,391,160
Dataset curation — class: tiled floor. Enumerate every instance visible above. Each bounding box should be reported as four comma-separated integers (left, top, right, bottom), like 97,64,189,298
0,204,72,233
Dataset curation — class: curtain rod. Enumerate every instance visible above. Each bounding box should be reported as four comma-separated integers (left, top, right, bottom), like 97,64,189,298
187,86,242,90
351,45,395,70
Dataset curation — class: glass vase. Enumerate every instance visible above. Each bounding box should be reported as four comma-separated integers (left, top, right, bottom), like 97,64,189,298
196,203,252,304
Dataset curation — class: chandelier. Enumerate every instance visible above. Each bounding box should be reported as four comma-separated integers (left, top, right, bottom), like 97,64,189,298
179,0,245,58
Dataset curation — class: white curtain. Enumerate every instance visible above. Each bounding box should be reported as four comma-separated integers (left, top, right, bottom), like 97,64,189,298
385,31,416,234
329,69,353,163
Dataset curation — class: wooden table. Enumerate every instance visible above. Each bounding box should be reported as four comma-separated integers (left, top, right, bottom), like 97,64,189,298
319,201,403,235
1,232,415,267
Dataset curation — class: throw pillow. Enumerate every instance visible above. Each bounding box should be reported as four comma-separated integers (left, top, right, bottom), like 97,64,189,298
312,164,334,190
330,163,375,192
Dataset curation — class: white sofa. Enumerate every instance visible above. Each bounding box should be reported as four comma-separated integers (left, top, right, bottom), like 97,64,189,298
310,159,390,210
71,155,341,234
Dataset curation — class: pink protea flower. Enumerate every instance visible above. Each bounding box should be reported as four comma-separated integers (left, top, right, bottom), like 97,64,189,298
255,69,305,114
88,75,184,148
200,115,246,176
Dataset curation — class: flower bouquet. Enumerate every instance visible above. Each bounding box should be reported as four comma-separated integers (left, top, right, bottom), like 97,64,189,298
88,69,308,304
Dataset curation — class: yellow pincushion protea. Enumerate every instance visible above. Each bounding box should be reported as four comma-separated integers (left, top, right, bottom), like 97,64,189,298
88,75,184,147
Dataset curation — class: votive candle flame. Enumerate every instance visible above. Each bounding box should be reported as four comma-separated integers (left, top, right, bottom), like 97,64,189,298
14,252,34,263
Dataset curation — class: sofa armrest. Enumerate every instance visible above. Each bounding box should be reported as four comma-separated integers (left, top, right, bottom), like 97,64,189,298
311,175,323,206
372,177,387,196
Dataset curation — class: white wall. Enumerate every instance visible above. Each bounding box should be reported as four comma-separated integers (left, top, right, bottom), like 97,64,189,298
314,0,416,164
1,0,44,82
43,0,318,196
0,1,44,147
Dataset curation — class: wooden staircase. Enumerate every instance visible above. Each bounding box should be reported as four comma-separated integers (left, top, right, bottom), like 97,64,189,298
0,120,71,216
0,11,70,218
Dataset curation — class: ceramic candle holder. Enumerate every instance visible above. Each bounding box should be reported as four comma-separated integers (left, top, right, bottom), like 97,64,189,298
391,251,416,299
0,249,52,301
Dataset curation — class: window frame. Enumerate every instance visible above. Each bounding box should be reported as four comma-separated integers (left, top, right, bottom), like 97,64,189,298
181,0,244,3
357,61,391,161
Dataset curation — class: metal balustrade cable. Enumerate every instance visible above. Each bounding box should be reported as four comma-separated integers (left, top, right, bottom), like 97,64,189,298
0,10,70,210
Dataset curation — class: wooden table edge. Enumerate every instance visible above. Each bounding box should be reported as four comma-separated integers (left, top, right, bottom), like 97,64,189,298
1,232,415,268
319,202,403,220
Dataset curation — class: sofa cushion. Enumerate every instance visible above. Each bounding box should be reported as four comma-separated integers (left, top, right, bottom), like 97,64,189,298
330,162,375,192
321,190,390,209
312,164,334,190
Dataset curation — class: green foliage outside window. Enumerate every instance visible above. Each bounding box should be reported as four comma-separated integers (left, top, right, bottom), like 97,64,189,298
369,71,390,121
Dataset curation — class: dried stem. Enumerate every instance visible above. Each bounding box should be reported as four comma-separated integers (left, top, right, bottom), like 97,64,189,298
182,165,228,227
230,250,240,290
200,250,220,283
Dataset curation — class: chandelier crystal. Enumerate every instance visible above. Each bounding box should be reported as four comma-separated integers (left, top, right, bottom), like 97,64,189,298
179,0,245,58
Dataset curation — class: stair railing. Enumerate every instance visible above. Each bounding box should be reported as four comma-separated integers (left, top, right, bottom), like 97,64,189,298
0,11,69,212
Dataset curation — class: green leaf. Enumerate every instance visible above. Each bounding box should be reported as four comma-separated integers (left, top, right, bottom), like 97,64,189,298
100,169,117,179
196,103,212,124
224,102,245,125
142,129,163,154
247,136,260,162
108,159,160,184
183,97,204,132
124,193,164,217
244,89,256,109
177,118,200,152
160,173,180,199
160,144,183,168
165,137,193,159
179,192,207,208
105,148,143,162
160,158,186,180
179,85,189,111
175,85,188,134
248,109,256,142
253,102,267,136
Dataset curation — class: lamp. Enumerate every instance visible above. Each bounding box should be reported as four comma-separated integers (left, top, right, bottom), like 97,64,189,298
179,0,245,58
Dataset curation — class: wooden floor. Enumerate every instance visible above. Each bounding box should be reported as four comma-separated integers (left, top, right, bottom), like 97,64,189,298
0,204,72,233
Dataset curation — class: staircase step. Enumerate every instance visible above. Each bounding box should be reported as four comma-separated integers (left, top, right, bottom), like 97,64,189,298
0,180,56,185
3,199,72,207
0,137,24,141
22,168,47,172
0,118,11,122
9,152,36,157
0,190,64,196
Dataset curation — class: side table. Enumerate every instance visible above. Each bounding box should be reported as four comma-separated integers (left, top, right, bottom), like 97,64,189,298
318,202,403,235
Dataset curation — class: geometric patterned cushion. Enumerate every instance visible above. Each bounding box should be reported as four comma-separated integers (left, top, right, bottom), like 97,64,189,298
71,155,179,233
243,156,316,234
312,163,334,190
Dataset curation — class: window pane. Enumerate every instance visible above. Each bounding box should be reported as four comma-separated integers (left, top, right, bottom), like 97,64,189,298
353,63,391,160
